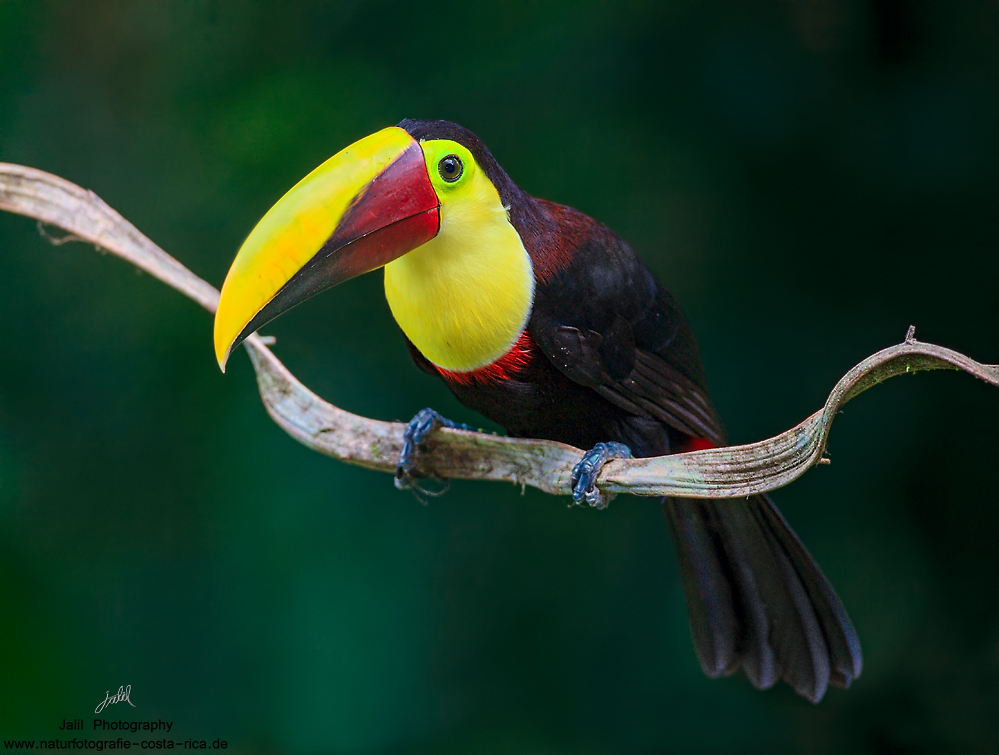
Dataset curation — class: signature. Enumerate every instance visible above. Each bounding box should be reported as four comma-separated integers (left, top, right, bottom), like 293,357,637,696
95,685,136,714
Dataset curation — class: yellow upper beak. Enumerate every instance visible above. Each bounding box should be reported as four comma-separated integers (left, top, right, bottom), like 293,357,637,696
213,126,440,371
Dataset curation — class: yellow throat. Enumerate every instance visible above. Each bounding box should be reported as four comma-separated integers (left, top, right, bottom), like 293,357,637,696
383,139,534,372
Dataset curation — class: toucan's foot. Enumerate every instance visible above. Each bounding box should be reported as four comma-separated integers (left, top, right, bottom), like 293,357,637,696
571,442,632,509
395,408,474,493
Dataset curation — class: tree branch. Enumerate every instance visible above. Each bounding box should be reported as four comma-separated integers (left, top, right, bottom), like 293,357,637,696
3,162,998,500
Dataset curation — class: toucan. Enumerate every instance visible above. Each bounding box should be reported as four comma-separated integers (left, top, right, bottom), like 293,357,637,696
213,119,862,702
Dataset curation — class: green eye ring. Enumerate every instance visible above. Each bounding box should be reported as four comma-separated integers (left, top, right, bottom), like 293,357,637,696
438,154,464,183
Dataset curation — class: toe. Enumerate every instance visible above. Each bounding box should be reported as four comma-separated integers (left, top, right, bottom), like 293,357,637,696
569,442,633,508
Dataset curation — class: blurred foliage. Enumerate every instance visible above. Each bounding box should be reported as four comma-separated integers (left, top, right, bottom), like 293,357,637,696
1,1,998,752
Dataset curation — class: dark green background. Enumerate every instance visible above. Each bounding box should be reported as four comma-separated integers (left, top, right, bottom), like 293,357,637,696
1,1,997,752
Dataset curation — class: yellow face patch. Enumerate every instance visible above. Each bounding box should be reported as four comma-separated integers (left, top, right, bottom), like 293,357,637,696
383,139,535,372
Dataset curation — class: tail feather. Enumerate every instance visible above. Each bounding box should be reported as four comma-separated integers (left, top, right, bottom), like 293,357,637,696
750,500,863,689
663,494,861,702
663,500,743,678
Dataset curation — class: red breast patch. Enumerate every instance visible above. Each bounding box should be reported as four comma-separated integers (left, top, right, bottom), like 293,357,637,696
435,330,536,386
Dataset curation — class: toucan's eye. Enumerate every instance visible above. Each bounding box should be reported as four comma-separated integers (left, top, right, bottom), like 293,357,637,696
438,154,464,183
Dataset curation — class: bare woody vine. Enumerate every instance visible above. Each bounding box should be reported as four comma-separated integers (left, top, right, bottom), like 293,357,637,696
2,163,997,503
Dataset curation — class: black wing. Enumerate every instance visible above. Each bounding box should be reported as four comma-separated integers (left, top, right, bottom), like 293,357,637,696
526,206,725,452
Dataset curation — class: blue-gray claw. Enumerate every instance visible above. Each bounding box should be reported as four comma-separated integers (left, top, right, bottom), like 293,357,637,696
570,442,632,509
395,407,474,492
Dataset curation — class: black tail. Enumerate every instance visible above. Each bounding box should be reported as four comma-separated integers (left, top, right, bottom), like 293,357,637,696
663,494,862,702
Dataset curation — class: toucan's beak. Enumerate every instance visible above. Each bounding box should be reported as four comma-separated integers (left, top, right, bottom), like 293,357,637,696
213,126,439,371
